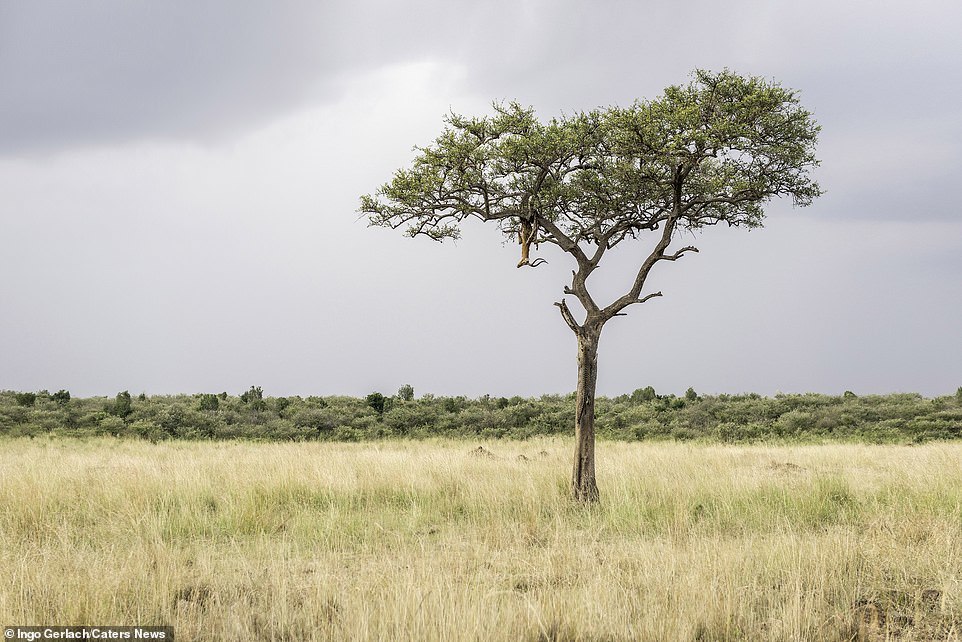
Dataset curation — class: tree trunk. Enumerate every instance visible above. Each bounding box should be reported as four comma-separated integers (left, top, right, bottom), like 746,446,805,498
572,327,601,502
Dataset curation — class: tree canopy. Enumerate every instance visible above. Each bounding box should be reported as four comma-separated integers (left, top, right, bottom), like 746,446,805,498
362,70,819,307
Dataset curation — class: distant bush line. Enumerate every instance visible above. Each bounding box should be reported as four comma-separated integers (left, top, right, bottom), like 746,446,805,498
2,386,962,444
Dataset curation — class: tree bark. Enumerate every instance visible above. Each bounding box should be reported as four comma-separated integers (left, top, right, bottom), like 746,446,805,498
572,326,601,502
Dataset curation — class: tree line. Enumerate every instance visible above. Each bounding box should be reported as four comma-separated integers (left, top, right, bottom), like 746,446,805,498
2,386,961,444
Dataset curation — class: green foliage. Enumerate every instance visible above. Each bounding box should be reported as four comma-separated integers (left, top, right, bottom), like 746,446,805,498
306,395,328,408
240,386,263,404
198,394,220,412
1,389,959,445
361,69,820,257
397,384,415,402
292,409,336,435
240,386,266,411
685,387,698,402
631,387,657,403
52,390,71,405
98,414,125,435
129,419,165,442
366,392,386,415
14,392,36,407
108,390,133,419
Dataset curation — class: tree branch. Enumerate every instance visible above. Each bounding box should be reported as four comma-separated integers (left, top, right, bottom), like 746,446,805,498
536,215,589,267
554,299,581,333
609,291,663,316
599,188,697,320
569,269,600,315
601,210,678,318
636,291,663,304
664,246,699,261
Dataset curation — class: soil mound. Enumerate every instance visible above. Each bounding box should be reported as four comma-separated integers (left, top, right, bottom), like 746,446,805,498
470,446,496,458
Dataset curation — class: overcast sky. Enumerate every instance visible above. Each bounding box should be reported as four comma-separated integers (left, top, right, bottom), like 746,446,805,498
2,0,961,399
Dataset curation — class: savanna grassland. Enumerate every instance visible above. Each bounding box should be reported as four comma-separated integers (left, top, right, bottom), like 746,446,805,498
2,437,962,641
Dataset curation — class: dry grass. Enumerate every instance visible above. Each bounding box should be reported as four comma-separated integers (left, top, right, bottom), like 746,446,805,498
2,437,962,640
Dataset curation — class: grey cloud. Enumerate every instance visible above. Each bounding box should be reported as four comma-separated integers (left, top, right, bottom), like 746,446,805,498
2,0,962,398
0,2,352,153
4,1,961,164
0,0,538,154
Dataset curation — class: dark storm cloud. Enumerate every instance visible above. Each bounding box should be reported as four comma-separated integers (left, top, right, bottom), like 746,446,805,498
0,2,353,153
0,0,535,154
4,0,960,189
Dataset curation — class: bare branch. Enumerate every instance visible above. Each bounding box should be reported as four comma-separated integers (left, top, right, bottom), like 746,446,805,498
599,200,683,320
554,299,580,333
568,269,599,316
664,246,699,261
604,291,664,319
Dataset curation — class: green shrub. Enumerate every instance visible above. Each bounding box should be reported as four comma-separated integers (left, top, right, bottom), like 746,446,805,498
130,419,166,442
292,409,336,435
197,394,219,412
108,391,133,419
366,392,386,415
98,415,126,435
632,420,667,440
240,386,266,411
670,426,698,441
305,396,328,408
775,410,812,436
631,386,657,403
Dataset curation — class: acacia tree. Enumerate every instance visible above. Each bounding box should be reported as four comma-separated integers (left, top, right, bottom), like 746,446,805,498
360,70,821,502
